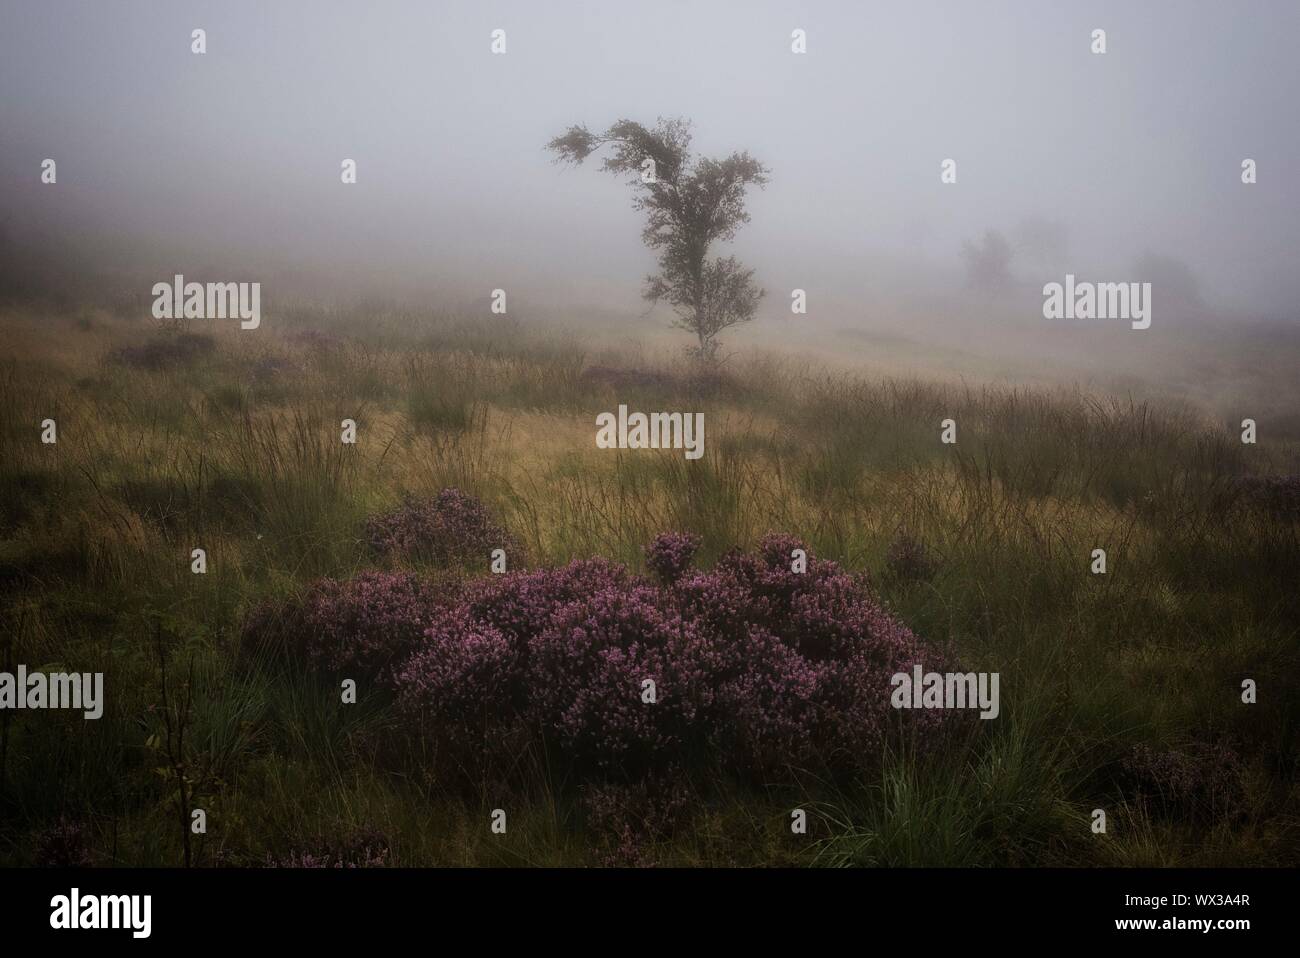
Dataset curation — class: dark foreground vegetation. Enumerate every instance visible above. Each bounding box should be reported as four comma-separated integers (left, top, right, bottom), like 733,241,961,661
0,302,1296,866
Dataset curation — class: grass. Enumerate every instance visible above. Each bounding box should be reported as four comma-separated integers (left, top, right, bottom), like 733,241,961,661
0,301,1296,866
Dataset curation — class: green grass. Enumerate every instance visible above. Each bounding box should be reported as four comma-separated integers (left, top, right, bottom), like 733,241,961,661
0,302,1296,867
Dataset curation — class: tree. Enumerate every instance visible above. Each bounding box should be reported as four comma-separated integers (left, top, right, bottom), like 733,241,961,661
547,118,769,362
961,229,1014,292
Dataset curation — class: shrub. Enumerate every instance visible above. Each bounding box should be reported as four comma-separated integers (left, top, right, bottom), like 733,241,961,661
393,535,952,783
33,818,94,867
1122,742,1246,822
240,571,438,686
299,571,441,685
266,828,391,868
644,531,702,584
1236,475,1300,520
884,531,939,584
758,531,806,571
460,557,629,645
401,565,675,777
111,332,215,370
583,773,692,867
524,582,684,774
396,617,522,765
260,533,951,787
365,488,518,569
672,535,949,771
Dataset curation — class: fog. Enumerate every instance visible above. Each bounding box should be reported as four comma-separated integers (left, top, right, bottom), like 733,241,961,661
3,0,1298,328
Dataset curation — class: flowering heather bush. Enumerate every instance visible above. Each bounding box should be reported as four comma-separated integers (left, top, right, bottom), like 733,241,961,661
644,531,702,584
396,617,523,766
300,571,438,683
1122,742,1246,822
583,773,692,867
1236,474,1300,519
885,532,939,584
401,566,680,777
266,828,391,868
240,571,438,686
671,535,949,771
394,534,952,783
365,488,518,569
111,332,215,370
758,531,806,571
459,557,630,645
33,818,94,867
525,582,684,773
394,559,634,777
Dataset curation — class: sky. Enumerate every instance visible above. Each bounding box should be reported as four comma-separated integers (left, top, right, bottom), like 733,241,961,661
2,0,1298,321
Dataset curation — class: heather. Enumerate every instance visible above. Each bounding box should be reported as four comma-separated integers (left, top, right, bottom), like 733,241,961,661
582,774,692,866
1122,742,1248,823
227,530,950,826
110,330,216,369
644,531,702,583
884,531,939,584
266,828,392,868
1,303,1297,867
1236,474,1300,519
365,488,520,569
359,535,954,785
242,570,440,685
33,818,95,868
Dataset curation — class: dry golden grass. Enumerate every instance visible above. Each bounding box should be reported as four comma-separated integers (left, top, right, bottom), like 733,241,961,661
0,301,1296,866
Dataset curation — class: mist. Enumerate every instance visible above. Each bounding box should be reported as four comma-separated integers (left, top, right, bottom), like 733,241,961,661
3,0,1299,883
3,0,1298,327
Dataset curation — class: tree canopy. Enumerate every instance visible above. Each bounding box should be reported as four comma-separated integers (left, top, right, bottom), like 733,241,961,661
548,118,769,361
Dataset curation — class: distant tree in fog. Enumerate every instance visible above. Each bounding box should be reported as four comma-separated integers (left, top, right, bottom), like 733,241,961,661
1132,251,1206,313
961,229,1014,292
547,117,768,362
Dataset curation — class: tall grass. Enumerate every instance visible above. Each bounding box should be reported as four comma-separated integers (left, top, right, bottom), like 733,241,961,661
0,302,1295,866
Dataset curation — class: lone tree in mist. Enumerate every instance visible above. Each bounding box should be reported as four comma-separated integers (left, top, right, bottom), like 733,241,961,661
547,118,769,362
961,229,1014,293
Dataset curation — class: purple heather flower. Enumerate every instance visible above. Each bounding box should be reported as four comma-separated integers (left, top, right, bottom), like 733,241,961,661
267,532,956,784
644,531,702,584
365,488,519,568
